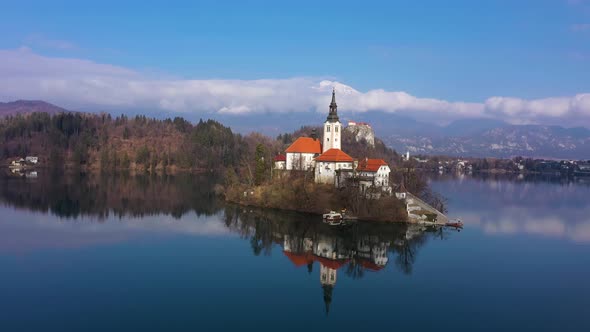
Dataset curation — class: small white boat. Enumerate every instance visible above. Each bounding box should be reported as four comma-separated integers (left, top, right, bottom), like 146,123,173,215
323,211,342,223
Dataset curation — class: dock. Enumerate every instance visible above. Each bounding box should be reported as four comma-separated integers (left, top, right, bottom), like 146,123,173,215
403,192,449,225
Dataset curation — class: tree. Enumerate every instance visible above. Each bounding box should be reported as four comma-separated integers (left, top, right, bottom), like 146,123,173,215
135,145,150,165
121,152,130,169
100,148,109,170
254,143,267,185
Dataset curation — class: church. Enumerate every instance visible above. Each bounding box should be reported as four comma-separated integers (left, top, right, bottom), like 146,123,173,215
281,89,391,192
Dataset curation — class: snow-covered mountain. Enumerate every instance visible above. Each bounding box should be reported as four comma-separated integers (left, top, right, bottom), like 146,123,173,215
381,121,590,159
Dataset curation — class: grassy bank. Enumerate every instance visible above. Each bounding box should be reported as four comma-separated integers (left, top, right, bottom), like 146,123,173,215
224,172,407,223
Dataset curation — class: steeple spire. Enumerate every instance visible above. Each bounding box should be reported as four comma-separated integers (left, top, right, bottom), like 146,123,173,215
322,284,333,316
326,88,339,122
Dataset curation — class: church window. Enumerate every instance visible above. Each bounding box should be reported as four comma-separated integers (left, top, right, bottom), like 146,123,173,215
326,125,330,132
335,125,339,132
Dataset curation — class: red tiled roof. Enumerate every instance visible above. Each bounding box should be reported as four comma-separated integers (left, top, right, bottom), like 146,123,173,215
283,251,353,270
314,255,350,270
274,154,286,162
357,158,388,172
283,251,314,267
359,259,385,271
285,137,322,154
315,148,354,162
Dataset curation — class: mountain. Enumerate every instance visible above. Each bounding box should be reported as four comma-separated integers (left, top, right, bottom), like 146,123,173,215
382,120,590,159
2,100,589,159
0,100,68,117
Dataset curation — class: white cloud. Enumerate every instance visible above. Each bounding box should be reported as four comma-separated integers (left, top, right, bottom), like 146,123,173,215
0,47,589,127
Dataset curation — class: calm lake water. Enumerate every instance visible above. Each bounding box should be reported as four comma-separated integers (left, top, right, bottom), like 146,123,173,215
0,172,589,331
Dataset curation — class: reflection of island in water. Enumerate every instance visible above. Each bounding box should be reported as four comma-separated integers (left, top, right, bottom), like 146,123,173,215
223,206,448,314
0,172,452,314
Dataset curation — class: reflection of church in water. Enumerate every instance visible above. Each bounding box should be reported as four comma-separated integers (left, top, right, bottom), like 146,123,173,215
282,232,390,314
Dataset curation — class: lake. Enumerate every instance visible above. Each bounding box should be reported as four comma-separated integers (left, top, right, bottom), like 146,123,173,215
0,171,589,331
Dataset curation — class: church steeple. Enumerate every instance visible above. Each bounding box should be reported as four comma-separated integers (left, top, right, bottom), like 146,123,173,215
326,88,339,123
322,88,342,153
322,284,333,316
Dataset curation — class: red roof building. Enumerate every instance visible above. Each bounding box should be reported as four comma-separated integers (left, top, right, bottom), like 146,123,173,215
283,251,314,267
274,154,286,162
314,256,350,270
315,148,354,162
285,137,322,154
357,158,388,172
282,251,350,270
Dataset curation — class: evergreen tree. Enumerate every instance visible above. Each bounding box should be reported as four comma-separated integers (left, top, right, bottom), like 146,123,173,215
121,152,131,169
135,146,150,164
254,143,266,185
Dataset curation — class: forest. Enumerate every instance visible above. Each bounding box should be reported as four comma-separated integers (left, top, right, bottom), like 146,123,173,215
0,112,282,178
1,112,408,181
1,111,442,220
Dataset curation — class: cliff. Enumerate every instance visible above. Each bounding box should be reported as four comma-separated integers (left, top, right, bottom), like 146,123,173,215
345,123,375,147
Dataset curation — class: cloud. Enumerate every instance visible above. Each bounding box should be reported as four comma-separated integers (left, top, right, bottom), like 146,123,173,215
0,207,233,254
0,47,589,127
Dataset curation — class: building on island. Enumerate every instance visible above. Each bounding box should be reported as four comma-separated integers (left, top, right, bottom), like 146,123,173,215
322,89,342,153
277,88,392,192
395,180,408,200
285,137,322,170
356,158,391,193
273,154,286,170
314,148,355,186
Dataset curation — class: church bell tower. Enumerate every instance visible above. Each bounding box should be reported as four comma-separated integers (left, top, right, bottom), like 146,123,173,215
323,88,341,153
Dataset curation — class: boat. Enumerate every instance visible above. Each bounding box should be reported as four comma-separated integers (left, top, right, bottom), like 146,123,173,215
445,219,464,228
322,211,344,226
323,211,342,221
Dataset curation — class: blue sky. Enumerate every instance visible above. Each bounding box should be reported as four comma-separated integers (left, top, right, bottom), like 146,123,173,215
0,0,589,126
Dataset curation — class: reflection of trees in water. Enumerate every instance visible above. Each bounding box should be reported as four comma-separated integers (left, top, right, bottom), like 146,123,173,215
345,260,365,280
1,172,453,276
225,206,445,276
0,172,222,219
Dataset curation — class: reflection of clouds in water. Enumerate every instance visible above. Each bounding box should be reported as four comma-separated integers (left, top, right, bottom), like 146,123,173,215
0,207,232,254
458,209,590,243
432,177,590,244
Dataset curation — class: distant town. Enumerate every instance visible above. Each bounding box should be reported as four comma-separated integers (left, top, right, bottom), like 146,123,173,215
402,154,590,177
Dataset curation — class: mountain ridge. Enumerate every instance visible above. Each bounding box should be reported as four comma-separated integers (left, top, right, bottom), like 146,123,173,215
2,100,589,159
0,100,69,117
